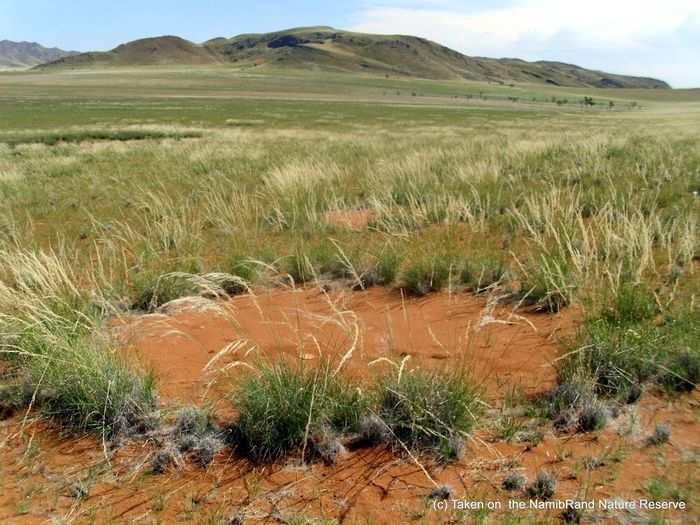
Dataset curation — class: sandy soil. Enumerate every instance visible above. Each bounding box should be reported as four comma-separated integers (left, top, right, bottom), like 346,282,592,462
1,287,698,524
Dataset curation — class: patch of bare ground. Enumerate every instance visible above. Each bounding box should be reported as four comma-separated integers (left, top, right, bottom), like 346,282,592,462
116,287,577,404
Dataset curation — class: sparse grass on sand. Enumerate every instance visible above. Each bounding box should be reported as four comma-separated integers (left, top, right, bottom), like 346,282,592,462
0,67,699,522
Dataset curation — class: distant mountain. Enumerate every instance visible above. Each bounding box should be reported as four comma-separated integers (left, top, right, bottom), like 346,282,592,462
0,40,77,68
38,27,670,89
42,36,220,68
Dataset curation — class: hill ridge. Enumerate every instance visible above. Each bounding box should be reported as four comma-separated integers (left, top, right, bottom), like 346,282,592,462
0,40,77,68
37,28,669,89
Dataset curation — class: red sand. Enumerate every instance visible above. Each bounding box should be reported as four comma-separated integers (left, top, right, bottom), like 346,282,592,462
117,287,577,403
2,287,698,524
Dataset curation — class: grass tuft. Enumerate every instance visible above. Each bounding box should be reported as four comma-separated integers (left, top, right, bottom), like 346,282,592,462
229,361,366,462
526,470,556,500
375,368,482,461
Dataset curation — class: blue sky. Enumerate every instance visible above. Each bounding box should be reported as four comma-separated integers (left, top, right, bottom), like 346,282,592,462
2,0,699,87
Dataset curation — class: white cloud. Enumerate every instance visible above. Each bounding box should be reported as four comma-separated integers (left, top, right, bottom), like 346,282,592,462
350,0,700,86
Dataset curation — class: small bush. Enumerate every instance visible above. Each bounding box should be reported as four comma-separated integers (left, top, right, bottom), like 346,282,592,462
646,424,671,446
375,368,482,461
230,361,366,462
526,470,556,500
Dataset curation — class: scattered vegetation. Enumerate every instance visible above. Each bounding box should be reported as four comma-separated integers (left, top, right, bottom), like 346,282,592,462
1,66,699,522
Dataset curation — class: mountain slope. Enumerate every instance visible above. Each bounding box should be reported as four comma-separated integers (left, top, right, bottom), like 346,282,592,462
38,27,669,89
0,40,77,68
44,36,221,68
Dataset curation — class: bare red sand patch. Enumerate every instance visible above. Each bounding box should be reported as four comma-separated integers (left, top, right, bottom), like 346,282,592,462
117,287,577,403
325,209,375,230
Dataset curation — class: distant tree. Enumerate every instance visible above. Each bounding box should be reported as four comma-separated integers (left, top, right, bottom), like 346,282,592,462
608,100,615,110
583,96,595,107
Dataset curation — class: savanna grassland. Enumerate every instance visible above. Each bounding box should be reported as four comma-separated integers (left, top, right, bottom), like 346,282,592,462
1,67,699,525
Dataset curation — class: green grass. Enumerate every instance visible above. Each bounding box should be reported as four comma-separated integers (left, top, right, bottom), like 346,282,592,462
557,306,700,405
229,360,366,462
0,249,157,437
0,129,201,147
375,368,482,461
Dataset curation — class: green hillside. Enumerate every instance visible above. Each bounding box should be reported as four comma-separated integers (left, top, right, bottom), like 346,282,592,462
39,27,669,89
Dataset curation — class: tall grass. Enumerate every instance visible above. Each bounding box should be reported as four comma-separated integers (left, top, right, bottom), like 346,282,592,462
0,248,156,436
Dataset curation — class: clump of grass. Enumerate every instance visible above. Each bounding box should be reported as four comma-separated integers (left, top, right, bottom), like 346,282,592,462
0,249,158,438
374,249,403,286
461,255,508,293
546,378,610,433
601,283,658,326
229,361,366,462
397,257,452,296
526,470,556,500
375,368,482,461
429,485,453,501
558,306,700,404
4,315,157,437
577,401,608,433
397,251,474,296
644,478,687,503
518,253,574,312
357,414,391,445
171,406,223,468
502,472,526,492
308,431,346,466
561,504,583,524
646,424,671,446
0,382,34,420
151,447,180,474
131,271,197,311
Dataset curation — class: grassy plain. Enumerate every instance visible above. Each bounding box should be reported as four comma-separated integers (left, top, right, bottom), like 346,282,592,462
0,67,699,524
